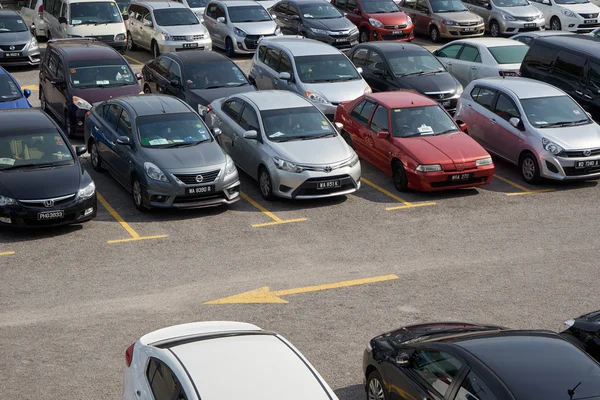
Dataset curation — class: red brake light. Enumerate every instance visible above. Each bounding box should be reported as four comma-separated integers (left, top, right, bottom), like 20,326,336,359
38,5,43,12
125,342,135,367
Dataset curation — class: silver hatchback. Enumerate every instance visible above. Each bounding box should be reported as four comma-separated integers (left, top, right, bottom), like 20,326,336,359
205,90,361,200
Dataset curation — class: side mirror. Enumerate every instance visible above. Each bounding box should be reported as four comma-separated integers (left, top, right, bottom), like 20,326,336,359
243,129,258,139
542,0,550,4
170,79,181,88
459,122,467,132
75,145,87,156
51,77,65,86
395,352,412,367
278,71,291,81
377,131,389,139
23,88,31,98
486,3,492,9
432,49,439,56
216,16,225,23
334,121,344,131
586,111,592,119
123,14,129,20
344,12,348,16
116,136,131,145
271,14,278,19
59,16,67,24
135,72,143,80
373,69,386,77
509,117,520,128
356,67,363,74
354,8,361,14
212,127,222,136
143,20,153,27
17,1,26,7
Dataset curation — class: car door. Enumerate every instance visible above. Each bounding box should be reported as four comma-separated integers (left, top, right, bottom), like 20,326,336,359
39,49,59,117
401,349,466,400
487,91,524,163
235,103,263,175
550,51,588,110
584,61,600,121
399,0,419,32
465,0,491,29
258,47,281,90
140,8,154,49
163,60,186,100
97,103,122,178
218,98,244,160
363,50,388,92
468,86,498,149
413,0,433,35
348,98,377,162
434,43,464,76
112,108,135,186
128,5,141,44
215,5,229,46
368,103,391,171
52,57,68,126
344,0,362,27
145,358,189,400
452,44,482,86
513,35,533,46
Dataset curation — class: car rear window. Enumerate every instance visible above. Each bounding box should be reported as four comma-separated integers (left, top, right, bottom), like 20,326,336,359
488,45,528,65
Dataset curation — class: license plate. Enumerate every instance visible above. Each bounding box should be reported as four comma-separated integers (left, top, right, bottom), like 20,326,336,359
317,180,342,190
335,38,348,42
186,185,215,195
575,160,600,168
392,31,404,36
37,210,64,220
449,173,472,181
463,28,475,32
584,19,596,24
441,100,451,107
524,23,536,27
183,43,198,48
4,52,21,57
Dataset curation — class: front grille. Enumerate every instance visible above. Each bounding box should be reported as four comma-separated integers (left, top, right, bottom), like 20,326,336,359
515,16,537,21
172,35,205,41
291,175,356,197
244,34,274,50
425,92,454,100
430,176,488,188
559,148,600,158
579,13,599,18
383,24,407,29
459,21,478,26
0,44,25,51
563,166,600,176
174,169,220,185
87,35,113,42
381,33,408,40
0,56,31,64
18,194,76,207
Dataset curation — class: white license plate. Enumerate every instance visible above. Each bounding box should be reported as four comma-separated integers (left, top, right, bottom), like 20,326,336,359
463,28,475,32
575,160,600,168
4,52,21,57
335,38,348,42
392,31,403,35
37,210,64,220
584,19,596,24
186,185,215,195
317,180,342,190
524,23,536,28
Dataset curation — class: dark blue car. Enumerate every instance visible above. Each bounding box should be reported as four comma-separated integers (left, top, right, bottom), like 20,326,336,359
0,67,31,109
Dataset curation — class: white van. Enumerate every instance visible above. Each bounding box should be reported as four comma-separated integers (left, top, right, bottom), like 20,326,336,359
20,0,47,39
43,0,128,53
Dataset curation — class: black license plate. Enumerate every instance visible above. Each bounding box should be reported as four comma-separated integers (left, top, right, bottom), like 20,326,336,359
4,52,21,57
575,160,600,168
335,38,348,42
186,185,215,195
37,210,64,220
584,19,596,24
449,173,473,181
524,23,536,28
317,180,342,190
183,43,198,48
392,31,404,36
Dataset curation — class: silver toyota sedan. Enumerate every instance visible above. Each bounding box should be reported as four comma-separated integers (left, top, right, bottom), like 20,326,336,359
455,77,600,184
205,90,361,200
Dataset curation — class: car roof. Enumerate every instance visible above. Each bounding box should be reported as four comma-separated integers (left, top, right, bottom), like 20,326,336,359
513,31,574,38
239,90,313,110
171,333,332,400
535,35,600,57
471,77,565,99
117,95,192,117
358,42,428,54
222,0,262,6
450,37,526,48
135,0,187,9
48,40,123,60
0,10,20,16
166,50,231,64
366,91,437,108
264,37,340,56
0,110,57,135
140,321,262,345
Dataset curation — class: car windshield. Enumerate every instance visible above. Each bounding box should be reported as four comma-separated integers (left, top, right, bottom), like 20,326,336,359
262,107,335,142
0,132,74,171
391,105,457,137
492,0,530,6
153,8,199,26
187,0,208,7
185,62,249,89
69,2,122,25
521,96,591,128
116,0,130,12
299,3,343,18
0,75,23,102
137,113,213,147
69,61,135,88
362,0,401,14
430,0,468,13
228,6,271,22
0,15,28,32
387,51,446,76
295,54,360,83
555,0,589,4
488,45,529,64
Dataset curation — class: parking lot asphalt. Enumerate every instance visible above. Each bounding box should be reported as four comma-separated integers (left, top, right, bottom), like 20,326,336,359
2,40,600,400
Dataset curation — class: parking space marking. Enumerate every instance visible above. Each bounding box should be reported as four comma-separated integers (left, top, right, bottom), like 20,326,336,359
360,178,436,210
493,174,554,196
21,85,38,92
0,251,15,256
204,274,399,304
240,192,307,228
96,193,168,244
124,54,144,65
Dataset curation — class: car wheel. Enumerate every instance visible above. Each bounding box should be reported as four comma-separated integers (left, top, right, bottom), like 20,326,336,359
367,371,389,400
151,41,160,58
519,152,541,184
132,177,149,211
490,20,500,37
89,139,104,172
550,16,562,31
359,29,370,43
143,84,152,94
259,166,275,201
127,31,137,51
40,89,47,112
392,160,409,192
429,25,440,43
341,131,353,148
46,30,51,40
64,111,75,138
225,37,235,58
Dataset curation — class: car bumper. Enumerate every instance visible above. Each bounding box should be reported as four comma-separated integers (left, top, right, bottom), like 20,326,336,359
0,195,97,228
307,31,359,49
406,165,495,191
105,40,128,53
270,163,361,199
440,23,485,38
370,25,414,41
0,49,41,66
558,16,600,32
423,93,460,114
314,103,339,121
540,153,600,180
159,39,213,54
232,34,279,53
498,18,545,34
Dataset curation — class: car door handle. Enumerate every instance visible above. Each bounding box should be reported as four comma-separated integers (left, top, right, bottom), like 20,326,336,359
470,66,477,70
136,390,141,397
467,104,472,108
446,62,452,66
489,118,496,124
584,94,592,99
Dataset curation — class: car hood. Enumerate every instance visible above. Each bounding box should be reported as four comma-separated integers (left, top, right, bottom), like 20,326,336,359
0,30,31,44
395,132,489,167
436,11,480,23
269,135,352,164
304,79,369,104
367,12,409,25
233,21,278,35
0,162,81,199
499,5,542,18
142,141,227,172
538,123,600,150
190,84,256,106
558,3,600,13
0,97,31,109
306,17,355,31
398,72,459,94
71,83,141,104
161,23,208,35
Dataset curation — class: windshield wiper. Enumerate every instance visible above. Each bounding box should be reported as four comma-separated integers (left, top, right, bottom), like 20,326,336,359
94,20,112,25
274,135,319,142
157,140,209,148
0,162,61,172
539,119,588,128
202,83,248,89
435,129,457,135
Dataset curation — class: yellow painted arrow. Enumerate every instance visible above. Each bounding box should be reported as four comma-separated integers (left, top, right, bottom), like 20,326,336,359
204,274,399,304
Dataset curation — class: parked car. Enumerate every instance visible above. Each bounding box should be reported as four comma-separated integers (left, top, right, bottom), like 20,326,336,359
455,77,600,183
463,0,545,37
529,0,600,32
249,36,370,121
0,10,40,66
560,310,600,362
432,38,528,86
364,322,600,400
142,50,255,118
19,0,47,39
348,42,463,113
206,91,361,200
39,38,142,137
331,0,414,43
335,91,493,191
270,0,359,49
123,321,339,400
520,35,600,121
173,0,208,19
0,67,32,109
510,29,573,45
43,0,128,53
397,0,484,43
126,0,211,57
587,25,600,36
85,95,240,210
203,0,281,57
0,109,96,228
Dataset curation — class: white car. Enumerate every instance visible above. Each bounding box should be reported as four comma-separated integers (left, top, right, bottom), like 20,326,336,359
586,26,600,36
432,38,528,86
529,0,600,33
123,321,339,400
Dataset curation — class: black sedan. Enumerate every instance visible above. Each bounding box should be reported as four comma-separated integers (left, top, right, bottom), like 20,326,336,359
561,310,600,363
348,42,463,113
141,51,255,119
364,322,600,400
0,109,96,228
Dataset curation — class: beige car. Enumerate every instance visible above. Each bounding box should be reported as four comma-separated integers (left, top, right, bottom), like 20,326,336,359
398,0,484,42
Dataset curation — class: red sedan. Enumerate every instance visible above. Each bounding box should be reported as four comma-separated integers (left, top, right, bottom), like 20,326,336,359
334,91,495,192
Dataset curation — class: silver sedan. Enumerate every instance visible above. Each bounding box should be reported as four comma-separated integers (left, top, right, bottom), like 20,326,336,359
205,90,361,200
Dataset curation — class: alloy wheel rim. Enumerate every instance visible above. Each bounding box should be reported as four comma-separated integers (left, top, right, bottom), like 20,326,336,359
91,144,98,167
491,24,498,37
368,379,385,400
551,19,560,30
522,158,535,180
127,36,133,50
133,181,142,205
431,28,438,41
144,86,151,94
361,31,368,42
260,172,270,196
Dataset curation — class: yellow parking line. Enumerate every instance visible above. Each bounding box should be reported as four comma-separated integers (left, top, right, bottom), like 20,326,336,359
360,178,436,210
240,191,307,228
0,251,15,256
21,85,38,91
124,54,144,65
494,174,555,196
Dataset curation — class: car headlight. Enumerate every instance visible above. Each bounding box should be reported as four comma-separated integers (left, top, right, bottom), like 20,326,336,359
561,8,576,18
0,195,16,206
305,90,328,104
234,27,247,37
542,137,563,155
349,26,358,34
115,33,126,41
76,181,96,200
455,84,464,96
348,153,359,167
144,162,168,182
28,36,39,50
366,341,373,352
364,86,372,94
73,96,92,110
275,26,282,35
406,15,412,25
502,13,516,21
225,155,237,176
161,32,172,41
310,28,328,35
478,17,484,24
198,104,209,116
416,164,442,172
476,157,493,167
443,19,458,26
273,156,303,173
369,18,384,28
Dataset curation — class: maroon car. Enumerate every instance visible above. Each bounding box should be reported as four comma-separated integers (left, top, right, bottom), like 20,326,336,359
39,38,142,137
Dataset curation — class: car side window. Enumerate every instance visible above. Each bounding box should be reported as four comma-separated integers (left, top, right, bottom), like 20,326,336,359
257,45,267,62
215,5,226,20
116,109,132,138
264,48,281,71
437,44,463,59
415,0,428,13
458,45,481,63
222,99,244,122
473,0,489,6
473,87,496,110
351,100,375,126
333,0,347,9
239,105,259,131
279,53,293,75
51,0,61,18
455,371,497,400
370,105,388,133
515,36,532,46
553,51,585,83
366,51,382,69
205,3,216,18
155,56,172,77
287,4,299,16
493,93,520,121
347,0,358,11
411,350,463,397
523,43,558,73
403,0,417,9
588,62,600,92
143,10,152,24
146,358,187,400
59,2,66,18
55,59,64,80
470,86,480,101
167,61,182,82
104,104,122,129
47,52,59,75
351,48,369,67
273,3,288,13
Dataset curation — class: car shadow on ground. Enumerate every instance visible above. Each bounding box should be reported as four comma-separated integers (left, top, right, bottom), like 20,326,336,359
0,223,83,244
335,384,363,400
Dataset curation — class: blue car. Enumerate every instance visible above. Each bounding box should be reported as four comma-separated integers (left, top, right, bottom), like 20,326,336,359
0,67,31,109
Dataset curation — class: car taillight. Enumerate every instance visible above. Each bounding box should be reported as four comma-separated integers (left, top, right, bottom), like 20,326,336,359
206,104,213,113
125,342,135,367
38,5,43,12
499,70,521,77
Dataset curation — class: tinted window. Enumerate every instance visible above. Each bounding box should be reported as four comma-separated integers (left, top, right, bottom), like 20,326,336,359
469,87,480,100
488,45,528,65
167,62,181,81
523,43,557,73
116,109,132,137
367,51,382,68
473,87,497,110
415,0,428,12
333,0,347,8
0,75,22,102
351,99,375,125
154,8,198,26
104,104,121,129
0,14,28,32
184,62,248,89
352,48,369,67
387,51,445,75
222,99,243,121
298,3,341,17
412,350,463,396
362,0,399,13
370,105,388,132
239,105,259,131
554,51,584,79
589,62,600,93
51,0,61,18
69,1,122,24
257,45,267,62
155,56,172,76
47,52,59,75
205,3,217,17
455,371,496,400
347,0,358,10
279,53,293,75
437,43,463,59
273,2,288,13
458,45,481,63
515,36,533,46
493,93,519,121
55,60,64,80
264,48,281,70
146,359,187,400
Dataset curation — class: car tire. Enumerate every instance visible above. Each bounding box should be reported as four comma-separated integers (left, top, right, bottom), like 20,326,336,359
519,152,541,184
359,29,370,43
392,160,409,192
341,131,353,148
258,166,275,201
151,40,160,58
127,31,137,51
429,25,440,43
550,16,562,31
225,37,235,58
143,84,152,94
367,371,389,400
89,139,104,172
40,88,47,112
46,30,51,40
132,177,149,211
490,20,500,37
64,111,75,138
